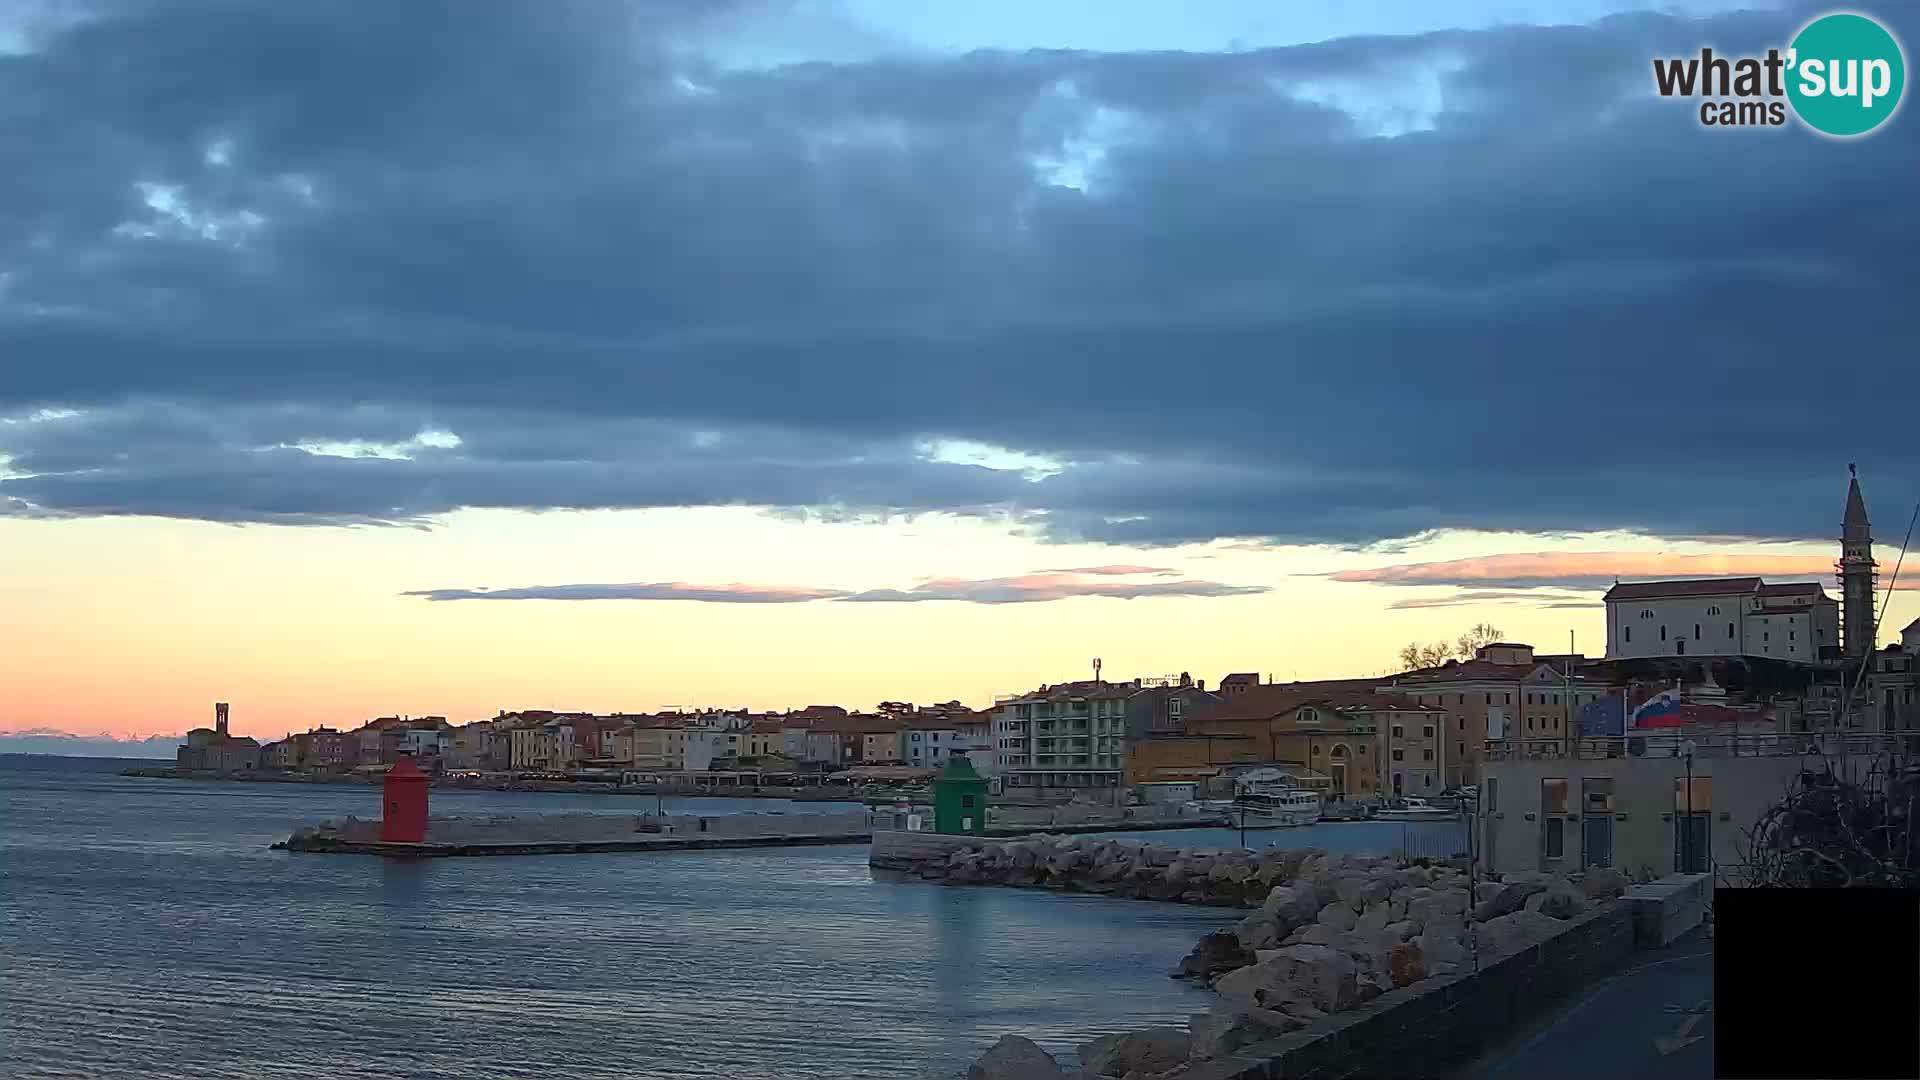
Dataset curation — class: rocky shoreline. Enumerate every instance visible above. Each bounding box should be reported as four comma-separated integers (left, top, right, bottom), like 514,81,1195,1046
901,835,1631,1079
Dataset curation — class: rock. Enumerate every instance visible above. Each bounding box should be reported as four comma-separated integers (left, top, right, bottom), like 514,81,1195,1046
1316,903,1359,932
969,1035,1063,1080
1471,880,1547,923
1389,942,1427,987
1534,882,1589,920
1474,881,1505,903
1385,920,1416,941
1177,930,1254,979
1354,902,1392,937
1187,1005,1304,1061
1333,874,1369,910
1079,1028,1188,1077
1581,867,1629,899
1233,913,1282,952
1415,928,1466,970
1475,910,1564,957
1359,879,1392,907
1221,937,1359,1014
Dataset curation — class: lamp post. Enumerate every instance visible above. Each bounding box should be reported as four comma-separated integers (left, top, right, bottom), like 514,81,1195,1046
1681,738,1697,873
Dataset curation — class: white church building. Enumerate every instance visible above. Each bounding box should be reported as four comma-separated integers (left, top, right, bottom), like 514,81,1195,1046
1603,468,1875,665
1603,577,1838,662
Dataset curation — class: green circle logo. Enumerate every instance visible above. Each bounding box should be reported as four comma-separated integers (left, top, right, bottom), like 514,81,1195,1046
1787,12,1906,137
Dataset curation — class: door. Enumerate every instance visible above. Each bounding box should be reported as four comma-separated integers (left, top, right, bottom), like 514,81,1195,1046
1674,814,1710,873
1582,814,1614,868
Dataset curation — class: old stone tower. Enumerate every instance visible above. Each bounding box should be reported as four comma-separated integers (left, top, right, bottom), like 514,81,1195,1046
1840,464,1877,658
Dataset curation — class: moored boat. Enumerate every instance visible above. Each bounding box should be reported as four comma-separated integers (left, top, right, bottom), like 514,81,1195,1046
1373,796,1458,821
1229,787,1323,828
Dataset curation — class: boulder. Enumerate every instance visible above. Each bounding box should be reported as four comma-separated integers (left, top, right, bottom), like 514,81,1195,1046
1534,882,1590,920
1475,910,1564,958
1233,913,1282,952
1187,1005,1304,1061
1078,1027,1188,1078
1415,929,1466,970
1333,874,1369,910
1316,903,1359,933
1474,881,1505,903
969,1035,1063,1080
1389,942,1427,987
1354,902,1392,937
1581,866,1630,899
1176,930,1254,980
1385,920,1417,941
1471,880,1547,923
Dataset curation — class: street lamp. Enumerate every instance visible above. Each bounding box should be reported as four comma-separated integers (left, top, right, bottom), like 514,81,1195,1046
1680,738,1697,873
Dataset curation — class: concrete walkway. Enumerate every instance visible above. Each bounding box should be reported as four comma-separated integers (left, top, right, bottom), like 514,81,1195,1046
1458,927,1714,1080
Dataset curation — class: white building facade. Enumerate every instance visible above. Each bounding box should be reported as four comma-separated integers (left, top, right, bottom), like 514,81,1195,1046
1604,578,1838,663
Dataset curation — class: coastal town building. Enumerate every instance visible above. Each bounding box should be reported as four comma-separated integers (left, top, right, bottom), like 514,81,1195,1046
1475,729,1901,883
176,703,261,771
1603,577,1839,663
992,680,1133,794
1382,643,1606,788
1123,674,1222,738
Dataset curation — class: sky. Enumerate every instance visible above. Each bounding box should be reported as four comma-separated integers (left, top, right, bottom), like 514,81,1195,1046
2,0,1916,741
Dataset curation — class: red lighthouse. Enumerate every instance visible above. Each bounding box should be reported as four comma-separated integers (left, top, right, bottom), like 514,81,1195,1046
381,755,429,843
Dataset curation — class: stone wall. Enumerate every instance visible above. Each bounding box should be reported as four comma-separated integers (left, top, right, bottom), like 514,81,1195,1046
1176,903,1634,1080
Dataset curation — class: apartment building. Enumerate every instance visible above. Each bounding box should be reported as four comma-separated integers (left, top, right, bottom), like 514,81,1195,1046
992,680,1132,794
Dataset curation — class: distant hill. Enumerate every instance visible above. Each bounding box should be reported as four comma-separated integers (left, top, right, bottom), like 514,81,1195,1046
0,729,182,758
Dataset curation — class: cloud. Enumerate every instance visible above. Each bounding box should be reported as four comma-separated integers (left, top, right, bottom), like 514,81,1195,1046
1,1,1915,545
1035,564,1178,576
406,569,1268,604
1328,551,1920,591
404,582,845,603
1384,589,1596,610
842,572,1268,603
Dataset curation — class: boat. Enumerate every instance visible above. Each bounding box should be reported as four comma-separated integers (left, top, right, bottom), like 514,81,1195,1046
1228,787,1323,828
1373,796,1459,821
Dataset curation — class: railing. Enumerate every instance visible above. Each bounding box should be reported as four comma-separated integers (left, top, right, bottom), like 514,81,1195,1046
1483,732,1918,762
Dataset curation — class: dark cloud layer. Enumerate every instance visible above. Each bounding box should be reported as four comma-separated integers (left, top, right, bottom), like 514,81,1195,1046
2,0,1914,545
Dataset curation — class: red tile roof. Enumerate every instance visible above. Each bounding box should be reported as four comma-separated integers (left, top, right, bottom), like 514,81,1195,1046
1220,672,1260,686
1603,577,1762,601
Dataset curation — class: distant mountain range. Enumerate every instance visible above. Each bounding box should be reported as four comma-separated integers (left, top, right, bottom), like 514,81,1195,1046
0,729,183,758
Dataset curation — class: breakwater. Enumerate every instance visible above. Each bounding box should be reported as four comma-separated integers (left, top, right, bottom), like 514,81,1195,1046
883,833,1651,1079
282,812,1228,857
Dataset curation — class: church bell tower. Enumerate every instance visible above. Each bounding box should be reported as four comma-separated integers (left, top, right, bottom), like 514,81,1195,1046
1840,464,1877,658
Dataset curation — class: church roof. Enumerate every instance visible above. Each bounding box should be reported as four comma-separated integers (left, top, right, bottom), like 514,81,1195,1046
1845,471,1870,530
1604,577,1762,601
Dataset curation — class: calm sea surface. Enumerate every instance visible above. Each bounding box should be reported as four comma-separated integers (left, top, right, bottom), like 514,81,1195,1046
0,756,1464,1079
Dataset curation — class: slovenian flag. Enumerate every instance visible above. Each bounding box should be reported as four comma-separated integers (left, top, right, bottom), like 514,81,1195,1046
1630,690,1683,729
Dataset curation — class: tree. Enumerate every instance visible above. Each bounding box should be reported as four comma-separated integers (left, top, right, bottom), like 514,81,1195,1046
1455,622,1506,660
1398,641,1454,670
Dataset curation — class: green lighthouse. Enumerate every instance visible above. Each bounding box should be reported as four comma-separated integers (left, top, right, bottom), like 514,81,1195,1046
932,755,988,835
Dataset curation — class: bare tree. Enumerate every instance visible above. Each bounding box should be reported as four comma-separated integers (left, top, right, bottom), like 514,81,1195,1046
1455,622,1505,660
1398,641,1454,670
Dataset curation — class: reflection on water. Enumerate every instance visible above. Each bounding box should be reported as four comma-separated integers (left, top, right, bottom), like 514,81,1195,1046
2,758,1234,1079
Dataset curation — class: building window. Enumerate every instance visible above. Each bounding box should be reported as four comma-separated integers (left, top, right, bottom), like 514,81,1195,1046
1485,693,1492,705
1527,718,1534,730
1423,725,1435,738
1728,622,1735,638
1359,744,1368,754
1543,777,1569,814
1660,625,1668,641
1392,724,1404,738
1422,749,1434,761
1391,748,1404,761
1707,605,1721,616
1457,716,1465,731
1640,609,1654,619
1694,624,1701,640
1485,777,1499,811
1456,741,1465,759
1545,818,1566,859
1624,627,1632,643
